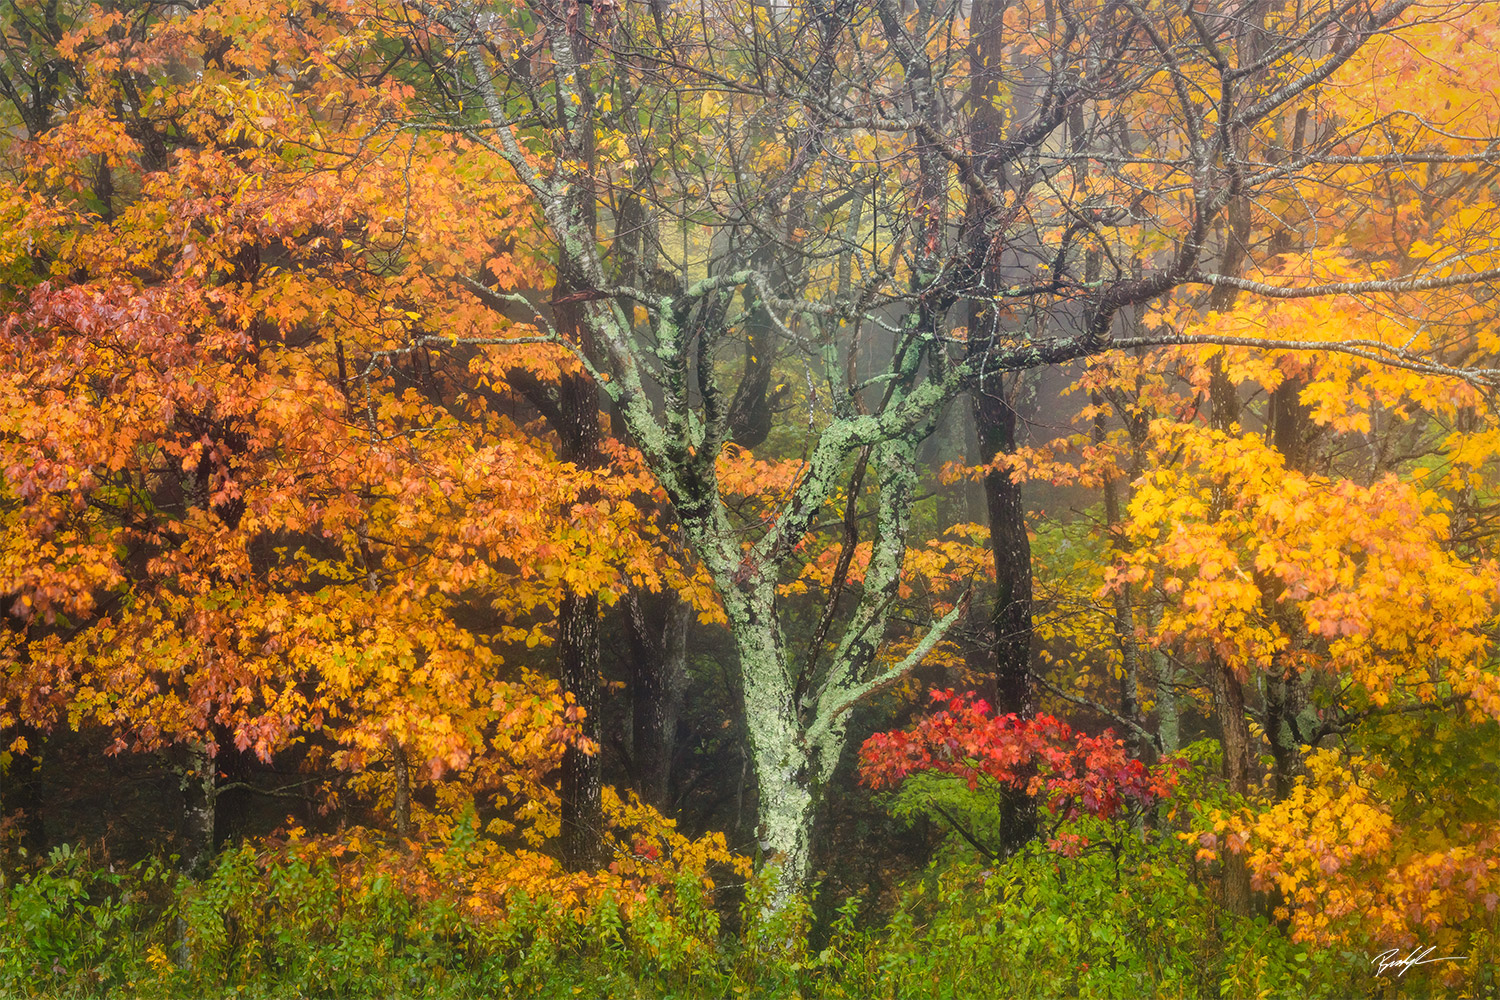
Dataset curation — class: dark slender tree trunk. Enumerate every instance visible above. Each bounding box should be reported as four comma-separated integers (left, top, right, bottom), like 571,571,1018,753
1209,649,1254,911
559,591,603,870
552,345,606,871
493,361,606,872
973,386,1035,718
389,736,411,848
501,352,606,873
1201,36,1265,891
727,279,783,448
625,590,690,810
973,384,1038,854
1094,389,1146,754
962,0,1037,855
965,0,1034,722
544,0,610,873
1262,376,1315,799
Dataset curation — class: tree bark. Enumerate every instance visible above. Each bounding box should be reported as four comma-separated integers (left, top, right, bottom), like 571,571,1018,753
181,739,217,879
503,355,606,873
552,366,605,872
960,0,1039,855
551,71,607,866
973,384,1035,720
1148,600,1180,755
389,736,411,848
1262,375,1315,799
1209,649,1254,913
728,587,821,899
1094,388,1147,754
559,591,604,870
971,384,1039,854
1204,29,1261,894
625,589,690,810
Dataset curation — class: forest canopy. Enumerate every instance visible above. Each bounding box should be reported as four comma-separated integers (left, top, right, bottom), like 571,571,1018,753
0,0,1497,995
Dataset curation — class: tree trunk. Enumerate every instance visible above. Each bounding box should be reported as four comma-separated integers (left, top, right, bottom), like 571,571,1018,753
625,590,690,810
727,280,783,448
970,376,1037,855
553,384,604,871
965,0,1035,722
1264,674,1303,800
505,359,605,872
1210,652,1254,914
752,751,818,899
727,585,823,900
1148,599,1180,755
974,385,1035,718
389,736,411,848
962,0,1038,856
175,739,219,969
559,591,603,871
1262,375,1315,799
1095,389,1146,753
181,739,217,879
549,0,608,875
551,210,605,871
492,353,607,872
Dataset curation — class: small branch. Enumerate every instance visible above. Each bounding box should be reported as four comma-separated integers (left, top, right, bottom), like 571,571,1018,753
1307,693,1467,744
1113,330,1499,392
804,590,971,751
930,801,1001,861
1036,677,1158,750
1187,266,1500,301
216,779,318,800
455,275,556,333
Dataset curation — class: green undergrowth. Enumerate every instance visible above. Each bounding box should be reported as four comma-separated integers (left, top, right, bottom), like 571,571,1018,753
1,839,1491,999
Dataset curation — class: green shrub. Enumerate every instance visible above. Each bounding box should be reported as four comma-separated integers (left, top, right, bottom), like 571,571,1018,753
0,844,166,997
2,836,1490,998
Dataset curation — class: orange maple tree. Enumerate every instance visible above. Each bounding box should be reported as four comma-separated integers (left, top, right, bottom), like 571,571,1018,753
0,0,730,898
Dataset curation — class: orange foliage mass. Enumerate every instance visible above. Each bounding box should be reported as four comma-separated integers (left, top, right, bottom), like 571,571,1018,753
0,0,715,877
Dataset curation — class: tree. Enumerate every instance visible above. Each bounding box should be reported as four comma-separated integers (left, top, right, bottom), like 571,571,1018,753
860,688,1181,859
380,0,1500,899
0,0,718,880
958,1,1500,918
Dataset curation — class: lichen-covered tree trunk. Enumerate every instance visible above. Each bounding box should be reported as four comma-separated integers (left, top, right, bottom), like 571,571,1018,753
180,739,217,879
451,0,970,904
723,583,819,893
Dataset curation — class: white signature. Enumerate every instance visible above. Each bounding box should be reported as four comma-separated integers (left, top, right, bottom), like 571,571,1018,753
1372,946,1466,977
